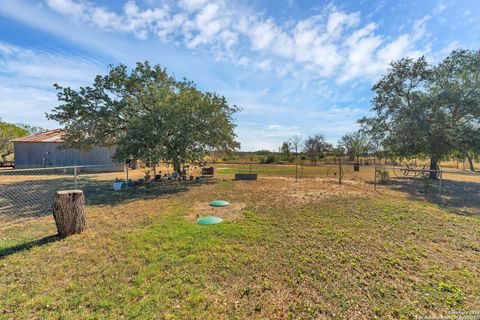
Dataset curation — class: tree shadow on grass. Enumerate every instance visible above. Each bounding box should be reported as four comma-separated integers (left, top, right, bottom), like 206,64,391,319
373,177,480,216
81,177,218,206
0,235,61,259
0,176,218,223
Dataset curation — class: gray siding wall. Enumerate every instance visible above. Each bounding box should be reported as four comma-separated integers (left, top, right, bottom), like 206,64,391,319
14,142,118,168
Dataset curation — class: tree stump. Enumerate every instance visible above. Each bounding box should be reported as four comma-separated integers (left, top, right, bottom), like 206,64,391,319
52,190,86,237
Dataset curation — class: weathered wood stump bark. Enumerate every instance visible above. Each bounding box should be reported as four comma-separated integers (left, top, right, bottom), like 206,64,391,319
52,190,86,237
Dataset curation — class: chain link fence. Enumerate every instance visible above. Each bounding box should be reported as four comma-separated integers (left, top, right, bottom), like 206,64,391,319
372,165,479,214
0,164,125,223
1,162,478,223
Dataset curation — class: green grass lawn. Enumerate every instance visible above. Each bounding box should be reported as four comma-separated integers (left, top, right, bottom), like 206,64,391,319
0,179,479,319
213,164,334,178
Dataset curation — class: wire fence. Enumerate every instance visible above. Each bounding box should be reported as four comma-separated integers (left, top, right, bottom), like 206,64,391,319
0,164,126,223
210,162,480,215
372,165,480,214
1,161,478,223
0,163,210,223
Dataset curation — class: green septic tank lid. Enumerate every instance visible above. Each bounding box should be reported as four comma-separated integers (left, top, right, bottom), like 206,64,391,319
197,216,223,225
210,200,230,207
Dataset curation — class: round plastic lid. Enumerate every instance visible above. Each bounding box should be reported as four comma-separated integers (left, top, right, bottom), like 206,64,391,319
210,200,230,207
197,216,223,225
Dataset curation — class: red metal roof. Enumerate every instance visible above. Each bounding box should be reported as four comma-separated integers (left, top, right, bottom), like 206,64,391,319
11,129,65,143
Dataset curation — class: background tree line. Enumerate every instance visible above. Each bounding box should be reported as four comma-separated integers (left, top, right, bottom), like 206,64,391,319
0,119,45,162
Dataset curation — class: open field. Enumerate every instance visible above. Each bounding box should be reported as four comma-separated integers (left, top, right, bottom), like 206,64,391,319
1,168,479,319
210,163,480,215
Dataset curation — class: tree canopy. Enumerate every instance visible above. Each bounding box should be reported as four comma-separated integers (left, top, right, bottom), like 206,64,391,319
48,62,240,172
360,49,480,173
338,131,371,162
303,134,331,165
0,120,29,162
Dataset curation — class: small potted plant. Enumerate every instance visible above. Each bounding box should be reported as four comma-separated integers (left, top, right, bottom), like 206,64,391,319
127,179,134,187
113,178,123,191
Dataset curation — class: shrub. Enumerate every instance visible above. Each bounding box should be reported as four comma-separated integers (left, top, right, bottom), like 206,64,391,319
376,166,389,183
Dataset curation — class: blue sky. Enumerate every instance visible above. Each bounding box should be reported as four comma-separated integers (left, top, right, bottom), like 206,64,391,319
0,0,479,150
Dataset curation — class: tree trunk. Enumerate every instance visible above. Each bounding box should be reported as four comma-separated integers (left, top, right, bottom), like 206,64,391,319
466,155,475,171
52,190,86,237
429,156,439,179
173,161,182,174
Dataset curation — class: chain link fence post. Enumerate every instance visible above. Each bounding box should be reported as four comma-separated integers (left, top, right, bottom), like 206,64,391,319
438,169,442,197
124,164,129,187
338,157,342,185
74,166,78,190
295,163,298,182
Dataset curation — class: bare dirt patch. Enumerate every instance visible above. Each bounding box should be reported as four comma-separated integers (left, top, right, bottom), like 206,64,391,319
248,176,372,205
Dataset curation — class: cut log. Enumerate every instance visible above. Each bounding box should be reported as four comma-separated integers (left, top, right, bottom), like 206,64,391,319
52,190,86,237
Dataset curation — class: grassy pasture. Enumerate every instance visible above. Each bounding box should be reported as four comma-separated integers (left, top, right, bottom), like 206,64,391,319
0,167,479,319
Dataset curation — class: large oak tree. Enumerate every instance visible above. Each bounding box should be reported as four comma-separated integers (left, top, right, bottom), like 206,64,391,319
48,62,240,172
360,49,480,176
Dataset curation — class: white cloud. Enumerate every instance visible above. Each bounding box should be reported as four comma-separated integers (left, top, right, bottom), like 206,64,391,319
378,16,430,64
326,10,360,37
255,59,272,71
433,2,447,14
249,19,278,51
0,42,106,128
46,0,85,18
0,42,105,87
337,16,431,83
186,3,227,47
179,0,209,11
42,0,433,84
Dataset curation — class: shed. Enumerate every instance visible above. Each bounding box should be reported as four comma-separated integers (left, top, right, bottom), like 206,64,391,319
11,129,121,169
